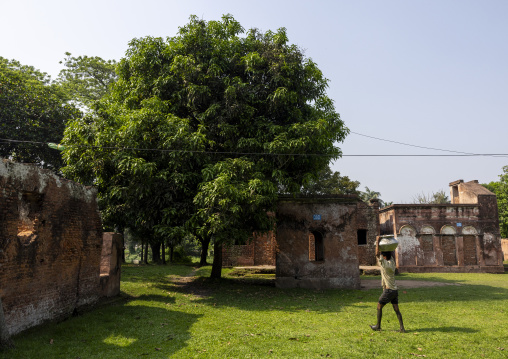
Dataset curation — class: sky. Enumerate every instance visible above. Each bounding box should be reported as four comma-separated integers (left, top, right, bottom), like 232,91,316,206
1,0,507,203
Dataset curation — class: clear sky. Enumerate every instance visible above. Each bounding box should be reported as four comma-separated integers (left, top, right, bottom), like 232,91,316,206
1,0,507,203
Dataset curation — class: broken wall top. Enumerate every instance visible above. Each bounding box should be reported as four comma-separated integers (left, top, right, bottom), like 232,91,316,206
450,179,495,204
0,158,97,203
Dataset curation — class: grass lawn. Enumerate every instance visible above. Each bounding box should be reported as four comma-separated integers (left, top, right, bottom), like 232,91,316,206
2,264,507,359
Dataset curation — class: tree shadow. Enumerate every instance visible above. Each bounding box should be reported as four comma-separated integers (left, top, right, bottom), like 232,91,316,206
6,295,200,358
413,326,479,333
163,273,508,313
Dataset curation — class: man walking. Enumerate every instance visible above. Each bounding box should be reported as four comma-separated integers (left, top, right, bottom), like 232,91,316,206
370,236,406,333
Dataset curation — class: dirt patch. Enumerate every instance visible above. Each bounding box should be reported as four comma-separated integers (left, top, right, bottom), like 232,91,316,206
171,268,213,298
361,279,462,290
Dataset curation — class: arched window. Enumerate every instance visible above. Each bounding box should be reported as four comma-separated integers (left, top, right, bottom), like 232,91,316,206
440,225,457,266
420,225,435,251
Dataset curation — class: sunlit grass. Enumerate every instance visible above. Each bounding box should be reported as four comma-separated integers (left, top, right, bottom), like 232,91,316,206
2,264,507,358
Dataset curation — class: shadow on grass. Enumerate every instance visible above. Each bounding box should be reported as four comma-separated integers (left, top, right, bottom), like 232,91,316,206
414,326,479,333
6,295,201,359
120,263,196,284
160,271,508,314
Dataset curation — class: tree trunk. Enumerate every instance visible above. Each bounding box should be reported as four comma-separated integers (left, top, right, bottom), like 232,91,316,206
121,234,126,263
161,241,166,264
169,245,174,263
143,242,149,264
210,241,222,278
151,242,161,264
140,241,144,262
199,236,210,267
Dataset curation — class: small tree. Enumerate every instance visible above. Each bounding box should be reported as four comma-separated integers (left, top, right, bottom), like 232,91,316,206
412,190,450,204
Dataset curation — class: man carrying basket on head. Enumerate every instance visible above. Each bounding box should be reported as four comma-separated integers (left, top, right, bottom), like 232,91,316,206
370,235,406,333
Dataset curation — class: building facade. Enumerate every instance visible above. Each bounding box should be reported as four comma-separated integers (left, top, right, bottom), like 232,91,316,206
379,180,504,273
275,195,379,289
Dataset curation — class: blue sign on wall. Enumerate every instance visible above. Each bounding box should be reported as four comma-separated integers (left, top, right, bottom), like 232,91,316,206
457,223,462,227
313,214,321,220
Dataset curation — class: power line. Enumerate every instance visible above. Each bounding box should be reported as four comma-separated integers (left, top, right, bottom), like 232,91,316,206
350,131,476,155
1,137,507,157
349,131,508,158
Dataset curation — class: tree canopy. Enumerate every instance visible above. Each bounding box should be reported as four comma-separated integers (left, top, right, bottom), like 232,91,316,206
0,57,80,170
62,14,348,277
483,168,508,238
300,165,360,195
57,52,117,108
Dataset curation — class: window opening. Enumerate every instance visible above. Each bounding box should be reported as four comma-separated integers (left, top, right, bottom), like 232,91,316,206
309,231,324,261
357,229,367,245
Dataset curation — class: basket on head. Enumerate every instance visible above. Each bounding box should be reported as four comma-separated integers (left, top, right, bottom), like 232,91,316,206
378,235,398,251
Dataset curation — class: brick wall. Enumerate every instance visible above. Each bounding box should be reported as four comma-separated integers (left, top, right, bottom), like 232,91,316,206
441,235,457,266
222,231,277,267
463,235,477,265
0,159,104,336
222,242,255,266
253,231,276,265
357,200,379,266
275,195,364,290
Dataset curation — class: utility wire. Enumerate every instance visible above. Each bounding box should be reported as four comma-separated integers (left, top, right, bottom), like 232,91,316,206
350,131,476,155
349,131,508,158
1,136,507,157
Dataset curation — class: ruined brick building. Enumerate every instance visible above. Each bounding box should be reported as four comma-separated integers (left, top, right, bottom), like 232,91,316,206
379,180,504,273
0,159,122,338
274,195,379,289
223,179,504,286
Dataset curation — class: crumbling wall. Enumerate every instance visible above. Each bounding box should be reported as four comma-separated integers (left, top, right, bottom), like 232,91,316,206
0,159,103,336
357,200,380,266
253,231,277,266
222,242,255,266
222,230,277,267
275,195,363,290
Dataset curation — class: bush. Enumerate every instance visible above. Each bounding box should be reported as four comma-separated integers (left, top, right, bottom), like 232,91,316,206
171,247,192,264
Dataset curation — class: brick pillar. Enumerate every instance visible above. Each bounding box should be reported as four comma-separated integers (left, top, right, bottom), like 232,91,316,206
100,233,123,297
456,236,464,267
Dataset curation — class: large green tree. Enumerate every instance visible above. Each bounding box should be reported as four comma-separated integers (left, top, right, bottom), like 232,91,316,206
0,57,80,170
483,169,508,238
62,15,348,277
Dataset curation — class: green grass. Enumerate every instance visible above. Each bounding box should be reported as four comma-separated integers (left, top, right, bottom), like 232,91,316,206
2,265,508,358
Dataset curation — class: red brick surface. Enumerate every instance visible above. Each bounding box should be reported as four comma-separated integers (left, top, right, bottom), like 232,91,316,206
0,160,103,336
275,195,379,289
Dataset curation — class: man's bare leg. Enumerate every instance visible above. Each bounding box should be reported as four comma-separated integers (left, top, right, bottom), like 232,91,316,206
370,303,385,331
392,303,406,333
